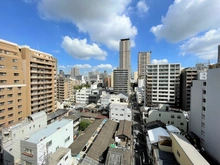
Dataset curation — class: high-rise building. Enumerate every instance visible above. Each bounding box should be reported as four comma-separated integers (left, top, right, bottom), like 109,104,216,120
119,38,131,75
71,67,79,78
103,77,111,88
0,40,27,129
59,70,65,77
190,64,220,164
133,71,138,83
218,45,220,63
20,45,57,114
138,51,151,79
146,63,181,108
113,69,129,95
180,67,197,111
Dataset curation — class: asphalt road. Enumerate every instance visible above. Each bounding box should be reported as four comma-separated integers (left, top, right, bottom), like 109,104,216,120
132,108,148,165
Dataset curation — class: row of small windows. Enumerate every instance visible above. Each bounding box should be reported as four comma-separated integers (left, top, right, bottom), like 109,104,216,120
0,93,22,98
0,50,18,55
0,87,22,91
0,72,19,76
159,113,182,119
0,99,22,105
0,65,18,69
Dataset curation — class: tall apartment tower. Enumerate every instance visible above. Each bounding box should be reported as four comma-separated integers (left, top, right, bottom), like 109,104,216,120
71,67,79,78
20,46,57,114
218,45,220,63
180,67,197,111
119,38,131,75
138,52,151,79
113,69,129,95
0,40,27,129
146,63,181,108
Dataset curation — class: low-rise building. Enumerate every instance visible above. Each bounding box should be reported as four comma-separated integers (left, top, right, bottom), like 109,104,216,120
100,93,128,108
20,119,73,165
75,87,92,105
109,103,132,122
49,147,72,165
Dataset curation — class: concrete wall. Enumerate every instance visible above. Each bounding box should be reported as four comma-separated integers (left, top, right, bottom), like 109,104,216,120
110,103,132,122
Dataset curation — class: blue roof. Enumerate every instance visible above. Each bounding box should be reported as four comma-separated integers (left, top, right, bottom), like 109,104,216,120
24,119,72,143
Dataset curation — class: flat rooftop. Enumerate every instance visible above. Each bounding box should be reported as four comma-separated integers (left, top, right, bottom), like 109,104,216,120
24,119,72,143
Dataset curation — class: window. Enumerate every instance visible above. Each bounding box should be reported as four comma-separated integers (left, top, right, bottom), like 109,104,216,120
17,87,21,90
0,80,6,84
65,136,70,143
14,80,19,83
18,105,22,109
0,88,4,92
8,101,13,105
8,114,13,117
0,109,4,113
171,121,174,124
159,113,161,117
65,156,68,161
0,95,4,99
8,120,13,124
18,117,22,121
18,93,22,96
4,51,9,54
18,111,22,114
7,94,12,98
0,72,6,76
203,82,206,86
127,115,130,117
112,113,114,115
0,102,4,106
120,114,123,116
0,116,5,120
18,99,22,102
177,150,180,157
171,115,175,118
12,66,17,70
202,107,206,111
12,59,17,62
0,65,4,68
180,122,184,125
177,115,181,119
7,87,12,91
0,57,4,61
14,73,19,76
47,140,52,147
203,90,206,94
8,107,13,111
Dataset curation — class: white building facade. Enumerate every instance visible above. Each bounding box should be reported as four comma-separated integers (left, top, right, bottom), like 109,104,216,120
109,103,132,122
75,87,92,105
101,93,128,108
2,111,47,164
20,119,73,165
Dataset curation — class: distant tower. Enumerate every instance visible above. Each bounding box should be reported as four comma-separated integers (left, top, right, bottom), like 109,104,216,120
138,51,151,79
218,45,220,63
71,67,79,78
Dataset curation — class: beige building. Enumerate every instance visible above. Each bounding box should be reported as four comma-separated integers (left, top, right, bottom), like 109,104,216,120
180,67,197,111
103,77,111,88
0,40,27,129
138,51,151,79
0,39,57,129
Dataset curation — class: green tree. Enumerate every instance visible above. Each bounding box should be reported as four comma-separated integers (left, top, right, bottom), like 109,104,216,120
79,120,91,131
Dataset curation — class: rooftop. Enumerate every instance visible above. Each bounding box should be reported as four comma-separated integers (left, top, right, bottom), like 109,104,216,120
154,149,179,165
105,148,131,165
69,119,104,156
148,127,169,144
24,119,72,143
47,109,69,121
116,120,132,139
49,147,70,164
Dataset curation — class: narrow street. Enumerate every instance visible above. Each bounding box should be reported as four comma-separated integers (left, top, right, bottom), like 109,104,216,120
132,104,148,165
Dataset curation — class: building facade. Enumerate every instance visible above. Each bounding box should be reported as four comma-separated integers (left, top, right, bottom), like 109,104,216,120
146,64,181,108
0,40,27,129
138,51,151,79
109,103,132,122
75,87,92,105
113,69,130,95
119,38,131,75
71,67,79,78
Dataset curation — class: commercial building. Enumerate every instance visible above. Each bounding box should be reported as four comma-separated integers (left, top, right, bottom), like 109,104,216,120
71,67,79,78
113,69,130,95
138,51,151,79
190,66,220,164
0,40,27,129
20,118,73,165
119,38,131,74
146,63,180,108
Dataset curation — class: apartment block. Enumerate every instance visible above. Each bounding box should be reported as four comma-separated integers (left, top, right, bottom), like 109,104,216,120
180,67,197,111
71,67,79,78
190,66,220,164
119,38,131,75
138,51,151,79
75,87,92,105
113,69,130,95
109,103,132,122
146,64,180,108
20,46,57,114
0,40,27,129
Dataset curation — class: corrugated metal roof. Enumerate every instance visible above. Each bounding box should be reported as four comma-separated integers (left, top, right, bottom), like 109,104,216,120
148,127,169,144
116,120,132,139
49,147,70,164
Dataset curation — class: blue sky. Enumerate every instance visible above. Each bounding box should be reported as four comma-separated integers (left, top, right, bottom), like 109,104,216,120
0,0,220,75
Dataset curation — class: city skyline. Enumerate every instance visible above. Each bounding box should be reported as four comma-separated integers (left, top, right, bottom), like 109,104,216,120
0,0,220,75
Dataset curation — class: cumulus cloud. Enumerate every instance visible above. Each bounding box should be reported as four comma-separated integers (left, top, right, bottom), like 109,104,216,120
150,0,220,43
61,36,107,60
94,64,113,69
180,29,220,60
73,64,92,69
37,0,137,50
136,0,149,17
151,59,168,64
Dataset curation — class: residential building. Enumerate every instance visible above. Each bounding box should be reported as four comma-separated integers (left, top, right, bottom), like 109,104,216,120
133,71,138,82
119,38,131,75
190,66,220,163
141,105,188,132
71,67,79,78
75,87,91,105
146,63,181,108
103,77,111,88
180,67,197,111
59,70,65,77
0,39,27,129
109,103,132,122
2,111,47,164
100,93,128,108
113,69,130,95
136,87,144,104
88,89,101,104
49,147,72,165
138,51,151,79
20,45,57,114
20,118,73,165
110,72,114,88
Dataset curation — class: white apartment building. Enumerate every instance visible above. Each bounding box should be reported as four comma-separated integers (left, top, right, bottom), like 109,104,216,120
141,105,188,132
2,111,47,164
109,103,132,122
49,147,72,165
136,87,144,104
190,66,220,163
101,93,128,108
20,118,73,165
146,63,180,108
75,87,92,105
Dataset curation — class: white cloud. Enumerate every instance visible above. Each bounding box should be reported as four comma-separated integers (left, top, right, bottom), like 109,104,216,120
94,64,113,69
73,64,92,69
151,59,168,64
52,50,60,53
136,0,149,17
37,0,137,50
61,36,107,60
58,65,67,69
150,0,220,43
180,29,220,60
